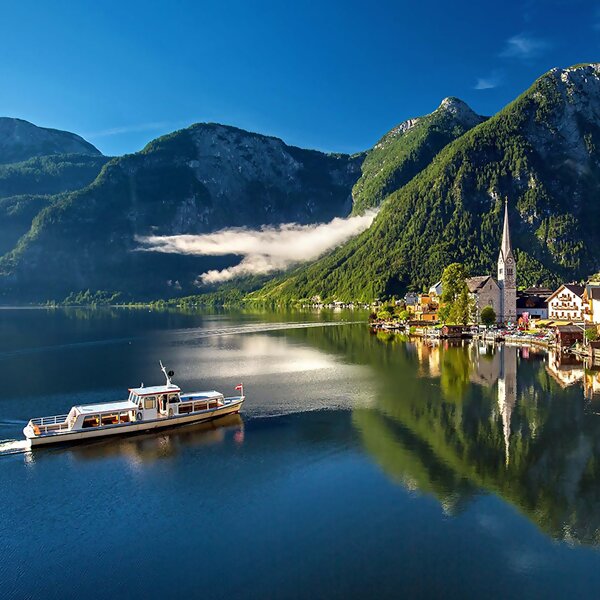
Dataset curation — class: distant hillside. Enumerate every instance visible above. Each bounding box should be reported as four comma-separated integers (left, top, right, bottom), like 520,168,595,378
352,97,486,214
254,64,600,302
0,117,101,164
0,123,363,301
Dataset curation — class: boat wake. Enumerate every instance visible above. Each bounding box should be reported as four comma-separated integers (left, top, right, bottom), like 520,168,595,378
170,320,366,342
0,439,30,456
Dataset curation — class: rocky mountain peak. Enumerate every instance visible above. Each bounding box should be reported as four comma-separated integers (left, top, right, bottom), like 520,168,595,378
436,97,483,127
0,117,101,164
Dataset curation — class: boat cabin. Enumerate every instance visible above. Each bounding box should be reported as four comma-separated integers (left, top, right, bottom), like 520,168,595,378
128,384,182,420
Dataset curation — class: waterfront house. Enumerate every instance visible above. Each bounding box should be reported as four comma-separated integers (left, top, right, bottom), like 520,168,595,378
583,284,600,324
547,284,585,322
413,293,439,322
554,324,584,348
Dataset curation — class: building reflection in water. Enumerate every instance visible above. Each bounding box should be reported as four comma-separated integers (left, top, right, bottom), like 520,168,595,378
352,335,600,545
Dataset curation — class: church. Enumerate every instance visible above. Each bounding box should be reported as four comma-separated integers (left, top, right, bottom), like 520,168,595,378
466,200,517,324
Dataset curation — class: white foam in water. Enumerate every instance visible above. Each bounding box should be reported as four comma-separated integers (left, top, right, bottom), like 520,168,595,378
0,439,31,455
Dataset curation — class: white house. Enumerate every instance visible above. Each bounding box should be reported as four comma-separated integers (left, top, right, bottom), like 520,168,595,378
547,284,585,322
428,280,443,298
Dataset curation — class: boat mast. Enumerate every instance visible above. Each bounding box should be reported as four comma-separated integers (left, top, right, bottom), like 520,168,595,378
159,361,173,386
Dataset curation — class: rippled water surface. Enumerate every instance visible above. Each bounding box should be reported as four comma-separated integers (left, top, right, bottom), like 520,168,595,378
3,308,600,599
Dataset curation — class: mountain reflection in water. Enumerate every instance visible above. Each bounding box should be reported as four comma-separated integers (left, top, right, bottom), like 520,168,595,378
342,333,600,546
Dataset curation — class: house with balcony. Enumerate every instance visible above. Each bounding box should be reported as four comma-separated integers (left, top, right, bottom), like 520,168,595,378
583,283,600,324
547,284,585,322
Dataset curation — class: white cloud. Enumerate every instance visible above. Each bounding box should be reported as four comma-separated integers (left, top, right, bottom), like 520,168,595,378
137,210,378,284
474,77,499,90
499,33,548,60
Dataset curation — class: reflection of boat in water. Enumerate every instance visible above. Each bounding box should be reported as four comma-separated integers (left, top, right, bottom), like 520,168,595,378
68,414,244,462
23,362,245,447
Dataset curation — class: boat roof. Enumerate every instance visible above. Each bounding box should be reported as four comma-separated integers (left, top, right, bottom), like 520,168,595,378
128,384,181,396
75,400,138,415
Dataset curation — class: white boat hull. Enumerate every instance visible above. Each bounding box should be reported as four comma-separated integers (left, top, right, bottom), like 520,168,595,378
25,397,244,447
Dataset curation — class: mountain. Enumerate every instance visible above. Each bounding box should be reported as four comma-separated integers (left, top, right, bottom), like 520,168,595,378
254,64,600,302
0,117,101,164
352,97,486,214
0,123,363,301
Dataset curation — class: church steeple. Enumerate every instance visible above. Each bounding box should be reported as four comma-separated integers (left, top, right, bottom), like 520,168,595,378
500,198,513,262
497,198,517,323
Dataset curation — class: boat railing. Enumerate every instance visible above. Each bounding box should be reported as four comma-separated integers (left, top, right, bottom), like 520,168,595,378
29,414,69,434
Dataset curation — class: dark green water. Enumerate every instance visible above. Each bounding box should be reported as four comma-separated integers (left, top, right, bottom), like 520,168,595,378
2,308,600,599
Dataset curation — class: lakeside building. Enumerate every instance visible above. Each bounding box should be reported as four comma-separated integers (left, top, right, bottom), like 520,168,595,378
467,275,501,319
583,283,600,324
516,292,548,320
497,200,517,323
547,284,585,321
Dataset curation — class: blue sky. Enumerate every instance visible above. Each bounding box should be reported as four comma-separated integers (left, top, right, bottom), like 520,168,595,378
1,0,598,156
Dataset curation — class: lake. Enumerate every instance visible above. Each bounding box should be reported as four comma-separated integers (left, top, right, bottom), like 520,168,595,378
2,308,600,599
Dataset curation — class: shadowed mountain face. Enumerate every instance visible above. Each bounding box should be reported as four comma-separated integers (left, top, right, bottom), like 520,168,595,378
0,118,101,164
0,123,363,301
256,64,600,302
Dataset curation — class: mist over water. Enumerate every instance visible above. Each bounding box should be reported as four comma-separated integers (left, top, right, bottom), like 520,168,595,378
136,210,378,283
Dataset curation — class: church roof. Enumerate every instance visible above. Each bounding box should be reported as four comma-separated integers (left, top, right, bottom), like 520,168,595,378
466,275,497,293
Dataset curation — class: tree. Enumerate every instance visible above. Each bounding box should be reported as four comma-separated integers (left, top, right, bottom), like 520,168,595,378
480,305,496,326
449,286,474,325
377,308,392,321
441,263,468,304
397,309,410,321
440,263,473,324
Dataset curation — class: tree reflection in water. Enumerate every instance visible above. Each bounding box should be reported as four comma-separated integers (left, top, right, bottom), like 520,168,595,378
290,325,600,545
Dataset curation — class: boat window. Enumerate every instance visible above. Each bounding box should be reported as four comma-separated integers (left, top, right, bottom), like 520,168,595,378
101,413,119,426
168,394,180,403
82,415,100,428
144,397,156,410
119,412,131,423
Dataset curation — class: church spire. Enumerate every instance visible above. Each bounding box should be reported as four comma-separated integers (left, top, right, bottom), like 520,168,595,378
500,198,512,261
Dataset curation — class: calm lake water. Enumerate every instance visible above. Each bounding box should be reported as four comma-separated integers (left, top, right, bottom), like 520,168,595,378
3,308,600,599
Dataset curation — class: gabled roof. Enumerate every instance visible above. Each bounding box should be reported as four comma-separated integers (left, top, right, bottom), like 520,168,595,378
547,283,585,302
466,275,498,293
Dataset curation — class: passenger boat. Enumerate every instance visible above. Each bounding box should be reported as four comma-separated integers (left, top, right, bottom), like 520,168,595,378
23,363,245,447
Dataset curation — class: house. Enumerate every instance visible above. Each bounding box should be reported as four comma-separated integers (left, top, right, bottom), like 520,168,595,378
413,293,439,322
516,291,548,320
428,280,443,298
404,292,419,307
467,275,501,322
554,324,584,348
441,324,464,338
583,284,600,324
547,284,585,322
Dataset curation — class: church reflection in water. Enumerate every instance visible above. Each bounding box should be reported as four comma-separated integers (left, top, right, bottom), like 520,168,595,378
352,334,600,545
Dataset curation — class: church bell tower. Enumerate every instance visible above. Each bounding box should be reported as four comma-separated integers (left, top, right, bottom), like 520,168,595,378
497,199,517,323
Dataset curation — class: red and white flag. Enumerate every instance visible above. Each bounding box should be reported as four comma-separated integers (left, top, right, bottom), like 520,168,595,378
235,384,243,391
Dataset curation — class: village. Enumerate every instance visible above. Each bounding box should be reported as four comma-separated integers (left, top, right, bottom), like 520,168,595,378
366,200,600,362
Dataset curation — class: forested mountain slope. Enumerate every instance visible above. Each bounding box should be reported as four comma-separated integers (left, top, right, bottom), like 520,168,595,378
255,64,600,302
